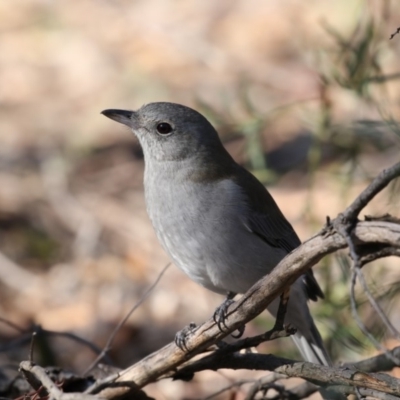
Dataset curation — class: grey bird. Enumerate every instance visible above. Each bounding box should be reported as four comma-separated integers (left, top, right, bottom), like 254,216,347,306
101,102,330,366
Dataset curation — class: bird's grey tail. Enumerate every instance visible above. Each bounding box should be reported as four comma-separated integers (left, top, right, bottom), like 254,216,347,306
292,324,349,399
291,321,331,366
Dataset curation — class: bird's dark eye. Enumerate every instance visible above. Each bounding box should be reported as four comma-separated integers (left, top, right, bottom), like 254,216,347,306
156,122,172,135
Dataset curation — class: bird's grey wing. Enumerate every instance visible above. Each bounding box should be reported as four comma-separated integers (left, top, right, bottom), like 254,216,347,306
234,167,324,301
247,206,324,301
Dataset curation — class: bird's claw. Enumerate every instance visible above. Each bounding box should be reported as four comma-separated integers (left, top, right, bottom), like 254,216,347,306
175,322,197,351
213,298,234,330
230,324,245,338
213,298,245,338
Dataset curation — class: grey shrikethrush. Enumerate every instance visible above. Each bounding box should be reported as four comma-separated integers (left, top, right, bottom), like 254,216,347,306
101,102,330,366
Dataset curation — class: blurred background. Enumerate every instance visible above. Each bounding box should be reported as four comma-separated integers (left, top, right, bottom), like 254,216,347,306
1,0,400,398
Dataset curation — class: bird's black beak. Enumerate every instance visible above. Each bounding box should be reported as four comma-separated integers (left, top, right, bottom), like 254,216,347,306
101,109,134,127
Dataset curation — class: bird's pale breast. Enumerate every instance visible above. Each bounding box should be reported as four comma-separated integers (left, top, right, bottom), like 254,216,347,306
144,162,286,294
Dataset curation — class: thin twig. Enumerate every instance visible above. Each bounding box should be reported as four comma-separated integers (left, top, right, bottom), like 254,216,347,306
339,222,400,364
274,288,290,331
215,326,295,355
341,161,400,221
83,263,171,376
360,247,400,267
173,352,294,383
356,267,400,342
0,323,111,364
331,161,400,366
352,346,400,372
0,316,26,333
20,361,102,400
390,27,400,40
244,373,287,400
350,266,400,365
29,332,37,363
20,361,62,398
45,330,113,364
349,267,397,363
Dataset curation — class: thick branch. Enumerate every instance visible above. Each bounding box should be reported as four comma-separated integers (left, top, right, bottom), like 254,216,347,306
352,346,400,373
276,361,400,396
174,353,400,397
92,220,400,399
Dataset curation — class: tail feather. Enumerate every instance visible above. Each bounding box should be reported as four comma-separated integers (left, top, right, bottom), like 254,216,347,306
266,285,332,365
292,328,348,399
292,318,331,366
292,331,331,366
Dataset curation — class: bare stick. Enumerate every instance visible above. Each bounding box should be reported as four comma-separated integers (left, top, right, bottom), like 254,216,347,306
20,361,103,400
274,288,290,331
29,332,37,363
352,346,400,372
0,323,111,364
172,352,400,397
330,161,400,365
356,267,400,341
0,316,26,333
83,263,170,375
359,247,400,266
341,161,400,221
390,27,400,40
244,373,288,400
349,269,391,360
45,330,112,363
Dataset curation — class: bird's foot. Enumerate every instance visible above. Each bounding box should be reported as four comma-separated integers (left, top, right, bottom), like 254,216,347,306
213,293,245,338
175,322,197,351
213,298,234,331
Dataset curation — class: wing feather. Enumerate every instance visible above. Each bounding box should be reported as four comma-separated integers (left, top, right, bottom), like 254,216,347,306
234,166,324,301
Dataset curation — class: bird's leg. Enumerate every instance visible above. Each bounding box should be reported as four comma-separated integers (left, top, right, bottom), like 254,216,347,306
213,291,235,330
213,292,245,338
273,287,290,331
174,322,197,351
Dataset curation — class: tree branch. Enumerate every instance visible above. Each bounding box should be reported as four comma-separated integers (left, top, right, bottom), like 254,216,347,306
352,346,400,373
173,352,400,397
88,219,400,399
18,160,400,400
340,161,400,221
